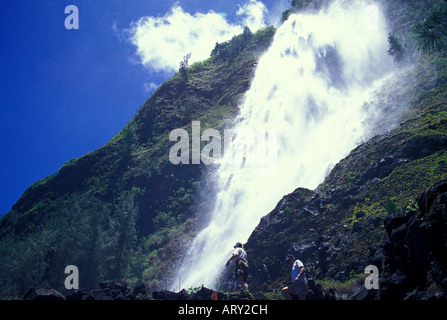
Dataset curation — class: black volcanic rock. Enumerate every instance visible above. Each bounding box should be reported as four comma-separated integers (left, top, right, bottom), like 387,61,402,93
24,287,66,300
380,180,447,300
245,102,447,298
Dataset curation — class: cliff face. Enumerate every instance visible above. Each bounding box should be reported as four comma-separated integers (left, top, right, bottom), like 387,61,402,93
245,99,447,298
380,179,447,300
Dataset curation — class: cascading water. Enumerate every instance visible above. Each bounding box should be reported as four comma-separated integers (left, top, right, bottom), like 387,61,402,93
173,0,396,290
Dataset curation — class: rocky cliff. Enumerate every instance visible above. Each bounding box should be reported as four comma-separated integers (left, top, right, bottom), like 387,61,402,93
244,101,447,299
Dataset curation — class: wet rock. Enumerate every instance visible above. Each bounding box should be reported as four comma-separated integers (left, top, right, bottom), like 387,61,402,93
357,156,403,185
24,287,66,300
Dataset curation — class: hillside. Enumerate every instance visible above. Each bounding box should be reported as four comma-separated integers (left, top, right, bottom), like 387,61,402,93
0,26,276,297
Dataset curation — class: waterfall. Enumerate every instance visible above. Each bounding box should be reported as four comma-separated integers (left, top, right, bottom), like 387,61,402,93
173,0,395,290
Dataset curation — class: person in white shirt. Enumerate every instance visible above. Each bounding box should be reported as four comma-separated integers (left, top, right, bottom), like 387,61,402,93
282,254,307,300
225,242,249,290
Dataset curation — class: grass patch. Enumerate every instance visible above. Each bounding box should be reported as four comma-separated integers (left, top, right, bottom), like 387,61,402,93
319,273,367,294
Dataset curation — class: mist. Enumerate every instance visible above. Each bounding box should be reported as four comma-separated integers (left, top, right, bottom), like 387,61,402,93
173,0,398,290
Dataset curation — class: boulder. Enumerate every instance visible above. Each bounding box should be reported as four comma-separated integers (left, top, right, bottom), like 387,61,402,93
132,282,149,298
82,289,114,300
152,289,190,300
380,179,447,300
24,287,66,300
81,279,133,300
66,289,86,300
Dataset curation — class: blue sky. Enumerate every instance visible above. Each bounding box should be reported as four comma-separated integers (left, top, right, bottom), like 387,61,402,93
0,0,288,216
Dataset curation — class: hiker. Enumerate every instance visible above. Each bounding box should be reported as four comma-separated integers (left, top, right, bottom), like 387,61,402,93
225,242,249,290
281,254,308,300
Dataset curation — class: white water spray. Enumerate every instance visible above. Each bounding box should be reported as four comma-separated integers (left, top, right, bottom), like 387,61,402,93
174,0,395,290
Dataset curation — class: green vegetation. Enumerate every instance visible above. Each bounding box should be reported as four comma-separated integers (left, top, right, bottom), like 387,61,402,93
179,53,191,80
0,190,139,295
0,26,276,298
412,5,447,54
280,0,328,21
263,291,284,300
387,35,405,62
211,26,253,61
319,273,366,294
